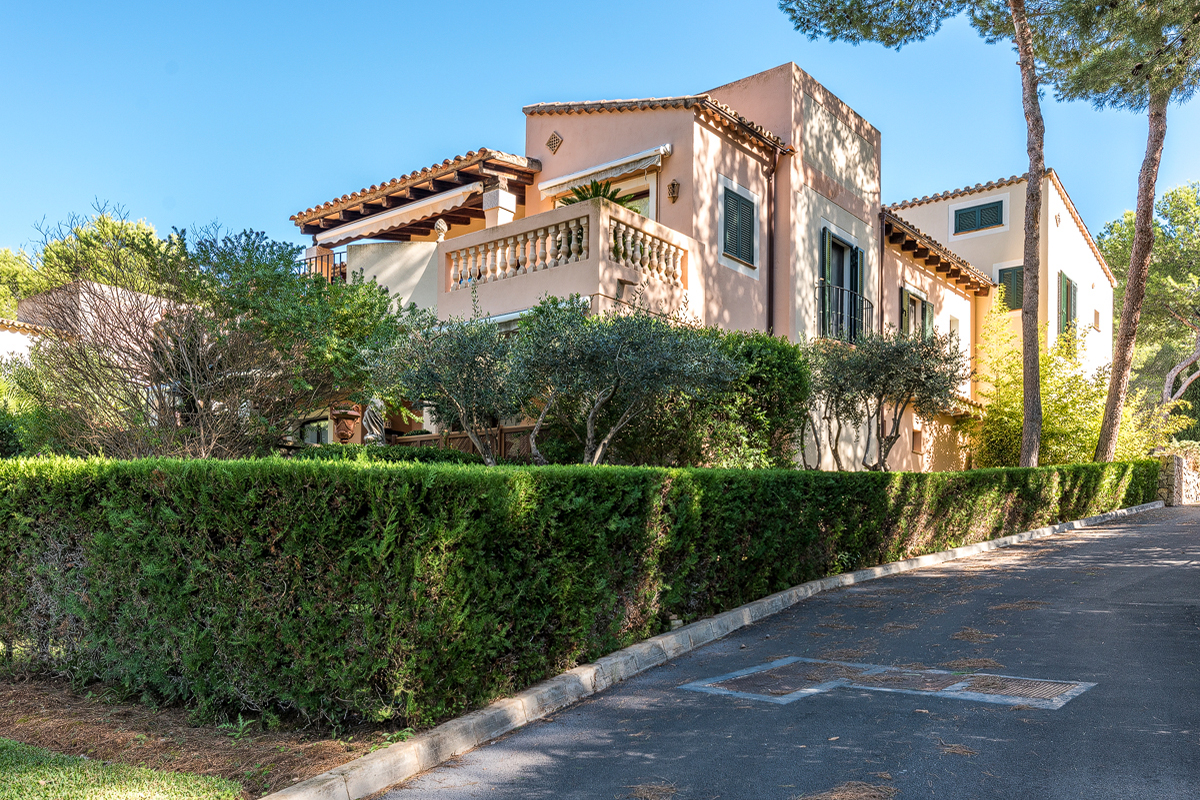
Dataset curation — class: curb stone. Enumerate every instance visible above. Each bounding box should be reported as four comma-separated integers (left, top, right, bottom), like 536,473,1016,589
262,499,1164,800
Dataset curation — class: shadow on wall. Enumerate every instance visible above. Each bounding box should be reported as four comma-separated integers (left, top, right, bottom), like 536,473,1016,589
927,417,970,472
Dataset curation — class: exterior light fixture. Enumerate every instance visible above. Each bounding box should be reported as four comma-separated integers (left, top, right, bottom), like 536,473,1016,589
667,179,680,203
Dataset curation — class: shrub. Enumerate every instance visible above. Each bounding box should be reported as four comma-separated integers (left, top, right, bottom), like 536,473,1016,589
973,287,1189,467
288,443,483,465
0,457,1157,729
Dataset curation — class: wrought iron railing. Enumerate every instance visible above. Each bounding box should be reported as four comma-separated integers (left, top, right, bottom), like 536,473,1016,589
301,250,347,283
817,282,873,342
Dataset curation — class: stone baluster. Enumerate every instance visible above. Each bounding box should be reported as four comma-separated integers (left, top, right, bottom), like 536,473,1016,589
569,218,581,262
612,222,626,266
496,238,508,280
536,229,548,271
672,246,683,284
648,237,661,279
449,250,460,289
580,216,589,261
516,232,528,274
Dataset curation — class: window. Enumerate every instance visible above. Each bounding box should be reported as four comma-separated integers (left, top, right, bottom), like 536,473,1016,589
1058,271,1078,334
998,266,1024,311
912,428,925,455
1094,309,1101,331
300,419,331,444
900,288,933,338
949,316,960,339
954,200,1003,234
819,227,868,340
723,187,755,265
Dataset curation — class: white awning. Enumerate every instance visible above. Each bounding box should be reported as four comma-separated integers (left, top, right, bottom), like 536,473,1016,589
315,182,484,247
537,144,672,200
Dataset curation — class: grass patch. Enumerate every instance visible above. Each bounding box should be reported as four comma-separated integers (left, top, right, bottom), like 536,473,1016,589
0,737,242,799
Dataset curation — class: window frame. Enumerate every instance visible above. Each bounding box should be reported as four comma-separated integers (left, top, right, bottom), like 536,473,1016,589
819,225,867,340
948,192,1010,241
716,175,760,278
1058,271,1078,335
997,265,1024,311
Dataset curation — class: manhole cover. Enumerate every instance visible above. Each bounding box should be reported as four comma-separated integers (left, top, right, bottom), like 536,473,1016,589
714,661,865,696
963,675,1078,700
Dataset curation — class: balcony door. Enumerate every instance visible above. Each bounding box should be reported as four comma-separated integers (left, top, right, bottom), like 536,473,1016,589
820,227,866,341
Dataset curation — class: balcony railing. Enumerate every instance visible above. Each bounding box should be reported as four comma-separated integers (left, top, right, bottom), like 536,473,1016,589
818,281,873,342
441,198,689,294
302,250,346,283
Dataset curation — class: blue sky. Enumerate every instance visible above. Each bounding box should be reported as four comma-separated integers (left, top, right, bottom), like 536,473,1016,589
2,1,1197,254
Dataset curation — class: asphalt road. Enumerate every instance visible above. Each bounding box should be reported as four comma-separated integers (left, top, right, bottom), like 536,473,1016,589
384,505,1200,799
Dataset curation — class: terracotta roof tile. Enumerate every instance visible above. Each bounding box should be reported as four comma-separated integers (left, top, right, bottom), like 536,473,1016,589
523,94,791,152
0,318,51,335
290,148,537,226
885,170,1114,288
883,209,994,288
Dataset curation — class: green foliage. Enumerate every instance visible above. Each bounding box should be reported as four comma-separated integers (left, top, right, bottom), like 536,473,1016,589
0,249,47,319
0,456,1157,729
1098,182,1200,401
510,297,741,465
289,443,484,465
371,300,510,465
556,180,640,211
0,737,242,800
973,288,1189,467
604,329,812,468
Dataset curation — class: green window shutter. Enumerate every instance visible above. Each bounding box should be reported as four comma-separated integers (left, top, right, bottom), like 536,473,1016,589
978,201,1002,228
954,208,977,234
738,194,755,264
1058,272,1066,334
955,201,1003,234
820,227,831,336
999,266,1024,311
923,299,934,338
723,189,739,258
900,289,910,334
1070,279,1078,326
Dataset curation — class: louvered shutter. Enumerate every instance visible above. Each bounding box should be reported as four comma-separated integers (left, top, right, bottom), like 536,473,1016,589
1010,268,1024,311
923,299,934,338
821,227,831,336
738,194,754,264
900,289,910,334
1070,280,1078,327
954,208,976,234
723,190,739,259
1058,272,1066,333
979,201,1002,229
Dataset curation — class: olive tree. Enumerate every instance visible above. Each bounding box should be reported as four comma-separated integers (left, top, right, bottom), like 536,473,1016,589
370,301,512,466
511,296,739,466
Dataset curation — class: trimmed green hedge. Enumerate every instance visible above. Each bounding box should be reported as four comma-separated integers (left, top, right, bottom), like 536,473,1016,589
288,443,484,465
0,458,1158,728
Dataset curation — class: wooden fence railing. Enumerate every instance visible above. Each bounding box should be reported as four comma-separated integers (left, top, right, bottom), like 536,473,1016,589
389,424,534,461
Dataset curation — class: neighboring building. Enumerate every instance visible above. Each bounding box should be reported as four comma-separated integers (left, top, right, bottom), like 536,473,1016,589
887,170,1115,376
0,318,46,360
289,64,1113,470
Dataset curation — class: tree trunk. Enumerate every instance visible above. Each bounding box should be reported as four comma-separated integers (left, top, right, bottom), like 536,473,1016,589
1011,0,1046,468
1094,92,1169,461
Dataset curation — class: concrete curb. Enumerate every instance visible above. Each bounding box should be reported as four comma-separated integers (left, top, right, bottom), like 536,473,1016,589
263,499,1164,800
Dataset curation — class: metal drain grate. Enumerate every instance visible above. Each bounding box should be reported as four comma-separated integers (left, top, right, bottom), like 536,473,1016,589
713,660,865,696
964,675,1078,699
682,656,1095,709
851,671,964,692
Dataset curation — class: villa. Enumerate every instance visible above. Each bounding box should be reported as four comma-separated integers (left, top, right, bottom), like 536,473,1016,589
289,63,1114,470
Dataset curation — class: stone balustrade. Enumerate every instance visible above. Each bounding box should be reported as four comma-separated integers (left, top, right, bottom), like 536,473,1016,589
444,199,686,292
608,218,684,285
449,215,590,288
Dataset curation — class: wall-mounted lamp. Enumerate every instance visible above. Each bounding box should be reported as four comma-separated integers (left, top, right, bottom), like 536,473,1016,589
667,179,680,203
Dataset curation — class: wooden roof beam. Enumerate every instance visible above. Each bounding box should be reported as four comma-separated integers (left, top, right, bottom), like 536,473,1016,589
888,230,906,245
914,246,930,260
901,237,917,252
924,254,942,268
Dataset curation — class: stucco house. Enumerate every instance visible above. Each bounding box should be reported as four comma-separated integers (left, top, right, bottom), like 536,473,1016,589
289,63,1114,471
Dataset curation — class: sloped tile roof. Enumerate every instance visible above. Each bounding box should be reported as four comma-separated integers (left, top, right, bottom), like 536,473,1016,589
523,94,791,152
885,169,1114,287
290,149,538,226
883,209,994,289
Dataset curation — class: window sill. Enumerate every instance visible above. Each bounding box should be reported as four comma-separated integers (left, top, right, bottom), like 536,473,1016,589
721,250,756,269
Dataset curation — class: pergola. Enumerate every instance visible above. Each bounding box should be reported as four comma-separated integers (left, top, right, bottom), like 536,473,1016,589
291,149,541,248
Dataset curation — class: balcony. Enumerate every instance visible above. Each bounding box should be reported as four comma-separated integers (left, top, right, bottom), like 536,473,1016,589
302,250,346,282
817,281,873,342
437,198,694,318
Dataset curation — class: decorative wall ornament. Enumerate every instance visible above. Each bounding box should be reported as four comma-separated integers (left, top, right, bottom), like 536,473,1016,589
667,179,680,203
434,218,449,241
546,131,564,154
